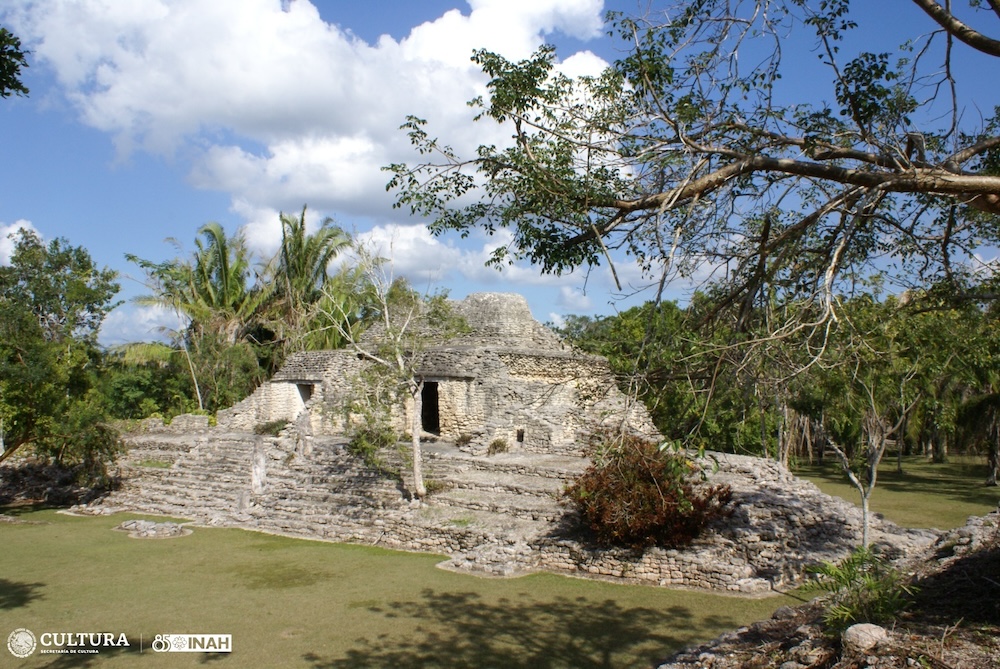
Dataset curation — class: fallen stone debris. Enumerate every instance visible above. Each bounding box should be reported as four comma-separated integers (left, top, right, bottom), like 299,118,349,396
114,519,190,539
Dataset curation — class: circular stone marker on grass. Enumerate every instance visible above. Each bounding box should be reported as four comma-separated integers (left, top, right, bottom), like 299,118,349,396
115,519,191,538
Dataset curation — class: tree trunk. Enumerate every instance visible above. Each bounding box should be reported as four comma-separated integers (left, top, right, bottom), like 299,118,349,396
933,431,948,463
410,380,426,499
860,492,871,549
987,420,999,487
803,414,814,464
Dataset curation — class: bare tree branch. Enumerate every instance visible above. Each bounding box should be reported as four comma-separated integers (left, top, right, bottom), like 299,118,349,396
911,0,1000,56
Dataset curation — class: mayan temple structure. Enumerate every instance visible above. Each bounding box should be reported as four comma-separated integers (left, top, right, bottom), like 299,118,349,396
216,292,658,455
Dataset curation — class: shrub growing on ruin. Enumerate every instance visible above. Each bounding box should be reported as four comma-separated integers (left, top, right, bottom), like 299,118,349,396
564,434,732,549
254,419,289,436
346,422,398,472
487,438,508,455
806,547,917,631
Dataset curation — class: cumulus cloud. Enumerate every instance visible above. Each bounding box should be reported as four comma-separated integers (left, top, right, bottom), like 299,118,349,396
3,0,609,222
0,220,39,265
99,304,184,346
557,285,592,311
3,0,631,325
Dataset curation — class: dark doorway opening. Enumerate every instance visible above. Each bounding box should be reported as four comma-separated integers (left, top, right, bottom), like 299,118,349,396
421,382,440,434
297,383,314,403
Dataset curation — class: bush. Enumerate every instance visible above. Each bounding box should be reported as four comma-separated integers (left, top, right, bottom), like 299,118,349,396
806,547,917,631
487,438,508,455
564,433,732,549
347,423,398,471
254,419,290,436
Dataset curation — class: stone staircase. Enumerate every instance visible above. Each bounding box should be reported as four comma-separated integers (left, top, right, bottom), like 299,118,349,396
421,442,587,525
86,427,939,591
98,428,590,564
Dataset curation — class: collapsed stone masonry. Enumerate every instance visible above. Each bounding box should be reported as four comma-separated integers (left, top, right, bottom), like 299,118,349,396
217,292,658,454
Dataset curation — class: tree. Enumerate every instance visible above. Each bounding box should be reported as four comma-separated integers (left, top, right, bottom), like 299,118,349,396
1,25,29,99
0,230,120,482
128,222,271,410
129,222,268,346
321,244,467,499
262,206,351,359
387,1,1000,335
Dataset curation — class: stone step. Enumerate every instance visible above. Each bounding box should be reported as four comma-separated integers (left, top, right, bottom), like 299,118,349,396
435,467,566,496
260,492,400,513
414,503,546,538
422,445,588,480
428,488,565,522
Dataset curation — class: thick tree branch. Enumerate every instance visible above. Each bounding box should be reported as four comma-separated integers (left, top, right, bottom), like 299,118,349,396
911,0,1000,57
593,154,1000,222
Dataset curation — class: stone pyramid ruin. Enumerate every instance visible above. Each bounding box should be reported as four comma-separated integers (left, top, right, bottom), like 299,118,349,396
217,292,658,455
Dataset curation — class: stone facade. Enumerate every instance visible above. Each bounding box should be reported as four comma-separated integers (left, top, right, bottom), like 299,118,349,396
217,293,658,454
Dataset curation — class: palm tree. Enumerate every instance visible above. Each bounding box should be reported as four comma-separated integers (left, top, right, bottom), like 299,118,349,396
188,222,272,344
127,223,272,409
265,206,351,349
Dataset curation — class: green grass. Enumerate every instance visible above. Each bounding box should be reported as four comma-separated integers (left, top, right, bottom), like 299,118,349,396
794,454,1000,530
1,508,799,668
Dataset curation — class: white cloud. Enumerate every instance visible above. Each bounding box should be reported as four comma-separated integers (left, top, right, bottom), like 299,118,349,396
355,224,464,286
557,285,592,310
99,304,184,346
0,220,39,265
4,0,609,223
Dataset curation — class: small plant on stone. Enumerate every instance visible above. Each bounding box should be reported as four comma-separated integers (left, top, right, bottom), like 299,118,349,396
423,478,453,495
805,546,917,632
487,438,508,455
455,433,473,447
564,432,732,549
254,419,290,436
347,422,398,471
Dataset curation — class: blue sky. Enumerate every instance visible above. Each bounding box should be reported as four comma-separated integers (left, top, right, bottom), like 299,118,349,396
0,1,992,345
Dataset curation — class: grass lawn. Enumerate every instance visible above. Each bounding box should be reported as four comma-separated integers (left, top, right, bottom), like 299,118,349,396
1,508,800,669
794,454,1000,530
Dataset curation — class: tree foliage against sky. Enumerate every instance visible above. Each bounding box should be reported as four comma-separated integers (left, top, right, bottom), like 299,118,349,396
126,208,357,412
0,230,120,480
0,25,28,99
388,0,1000,329
559,292,1000,486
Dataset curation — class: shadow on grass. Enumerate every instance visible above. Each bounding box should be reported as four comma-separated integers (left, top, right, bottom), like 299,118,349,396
306,588,733,669
0,578,45,609
796,459,998,508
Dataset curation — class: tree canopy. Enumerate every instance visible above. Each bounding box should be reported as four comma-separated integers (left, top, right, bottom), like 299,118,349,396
388,1,1000,329
126,208,357,412
0,25,29,99
0,230,120,481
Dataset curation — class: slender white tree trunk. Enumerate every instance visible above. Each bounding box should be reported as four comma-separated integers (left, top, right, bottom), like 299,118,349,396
410,380,426,499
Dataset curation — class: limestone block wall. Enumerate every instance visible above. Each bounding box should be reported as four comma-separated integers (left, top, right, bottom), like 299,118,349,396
218,350,365,434
217,383,306,431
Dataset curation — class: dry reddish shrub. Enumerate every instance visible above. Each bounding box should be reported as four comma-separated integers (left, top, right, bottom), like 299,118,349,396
564,434,732,549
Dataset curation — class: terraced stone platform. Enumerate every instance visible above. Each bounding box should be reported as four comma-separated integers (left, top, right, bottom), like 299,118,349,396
81,424,937,593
